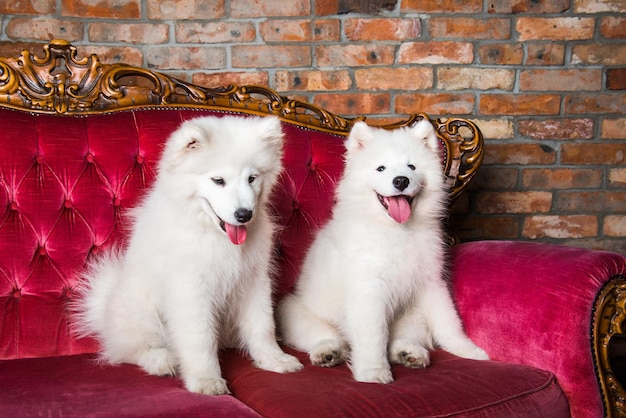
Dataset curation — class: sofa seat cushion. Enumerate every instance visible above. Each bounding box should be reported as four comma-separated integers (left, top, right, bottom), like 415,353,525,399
222,347,570,417
0,354,261,417
0,349,570,417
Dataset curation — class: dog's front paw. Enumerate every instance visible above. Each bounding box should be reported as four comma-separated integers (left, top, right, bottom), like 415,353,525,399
137,347,177,376
389,340,430,368
184,376,230,395
447,341,490,361
310,339,347,367
464,346,490,361
353,366,394,384
256,353,303,373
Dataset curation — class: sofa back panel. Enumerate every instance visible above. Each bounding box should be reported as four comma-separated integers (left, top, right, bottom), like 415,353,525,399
272,123,346,297
0,109,159,358
0,107,345,359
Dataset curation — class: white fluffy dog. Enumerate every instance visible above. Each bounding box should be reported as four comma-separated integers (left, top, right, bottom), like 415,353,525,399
74,115,302,395
278,120,488,384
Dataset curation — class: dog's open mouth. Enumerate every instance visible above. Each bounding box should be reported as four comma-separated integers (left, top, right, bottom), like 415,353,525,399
219,220,248,245
377,193,415,224
202,198,248,245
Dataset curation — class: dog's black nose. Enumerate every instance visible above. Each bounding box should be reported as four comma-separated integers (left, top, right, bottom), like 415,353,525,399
234,208,253,224
393,176,410,191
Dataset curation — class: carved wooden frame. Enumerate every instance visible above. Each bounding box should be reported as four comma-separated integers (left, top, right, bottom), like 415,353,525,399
593,276,626,417
0,39,482,203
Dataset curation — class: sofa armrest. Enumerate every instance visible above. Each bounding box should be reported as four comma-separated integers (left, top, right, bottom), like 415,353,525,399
450,240,626,417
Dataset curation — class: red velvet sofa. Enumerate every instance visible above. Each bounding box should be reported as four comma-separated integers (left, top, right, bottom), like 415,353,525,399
1,40,625,417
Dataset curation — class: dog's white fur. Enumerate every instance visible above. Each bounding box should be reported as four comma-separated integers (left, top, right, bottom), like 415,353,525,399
74,115,302,395
277,120,488,384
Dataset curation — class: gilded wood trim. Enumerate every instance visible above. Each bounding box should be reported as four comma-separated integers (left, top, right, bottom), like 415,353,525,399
593,276,626,417
0,39,482,202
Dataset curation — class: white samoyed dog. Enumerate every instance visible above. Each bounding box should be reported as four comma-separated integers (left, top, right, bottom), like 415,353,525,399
74,115,303,395
277,120,488,384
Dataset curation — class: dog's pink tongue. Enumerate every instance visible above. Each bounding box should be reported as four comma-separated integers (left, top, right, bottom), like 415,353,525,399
225,223,247,245
384,196,411,224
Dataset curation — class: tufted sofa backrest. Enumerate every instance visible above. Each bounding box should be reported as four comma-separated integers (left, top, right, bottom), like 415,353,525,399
0,41,483,360
0,107,347,359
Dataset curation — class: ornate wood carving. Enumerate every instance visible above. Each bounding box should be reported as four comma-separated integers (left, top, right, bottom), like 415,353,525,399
0,39,482,201
593,276,626,417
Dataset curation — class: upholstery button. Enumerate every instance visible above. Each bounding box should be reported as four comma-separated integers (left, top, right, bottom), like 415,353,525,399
136,155,144,164
292,201,299,210
86,154,94,163
10,201,17,211
39,247,47,256
12,289,21,299
91,245,100,254
64,199,72,208
64,287,73,299
113,198,121,207
35,155,43,164
309,161,317,171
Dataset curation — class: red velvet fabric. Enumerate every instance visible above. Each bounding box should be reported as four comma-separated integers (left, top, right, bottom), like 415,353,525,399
451,240,626,418
0,109,185,358
0,353,261,417
222,347,568,417
0,349,568,418
269,122,346,298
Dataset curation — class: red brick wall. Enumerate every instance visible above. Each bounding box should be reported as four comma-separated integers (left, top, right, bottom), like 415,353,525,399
1,0,625,253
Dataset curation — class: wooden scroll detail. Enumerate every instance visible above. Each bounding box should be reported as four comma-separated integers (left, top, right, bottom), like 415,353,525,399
593,277,626,418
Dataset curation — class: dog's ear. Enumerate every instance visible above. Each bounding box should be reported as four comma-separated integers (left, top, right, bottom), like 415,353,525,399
258,116,284,152
159,121,210,173
346,121,374,153
185,136,201,150
411,120,439,153
167,119,210,155
182,125,209,152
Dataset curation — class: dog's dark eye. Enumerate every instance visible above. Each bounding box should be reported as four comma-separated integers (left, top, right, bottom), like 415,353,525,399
376,166,385,172
248,175,257,184
408,164,416,170
212,177,225,186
